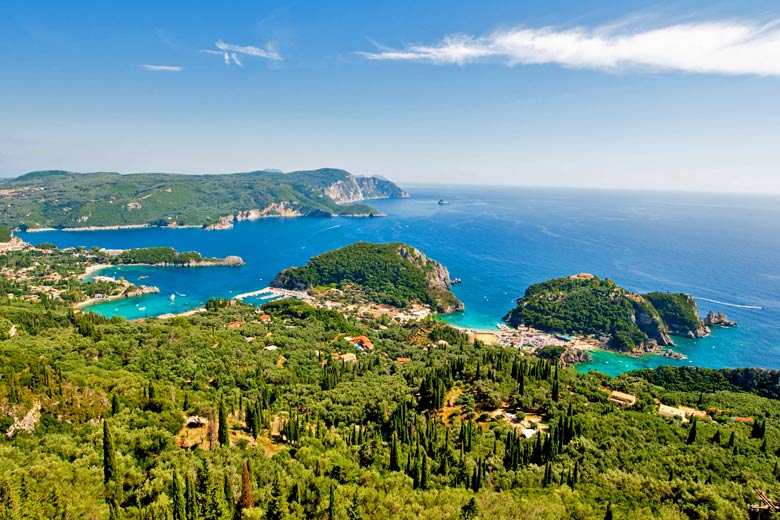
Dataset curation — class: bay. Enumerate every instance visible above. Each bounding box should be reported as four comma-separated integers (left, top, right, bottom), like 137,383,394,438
20,185,780,376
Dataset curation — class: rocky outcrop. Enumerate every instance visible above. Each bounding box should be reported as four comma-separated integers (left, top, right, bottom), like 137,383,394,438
629,295,675,347
324,176,409,205
560,348,592,366
125,285,160,298
204,202,308,230
397,244,464,313
703,311,737,328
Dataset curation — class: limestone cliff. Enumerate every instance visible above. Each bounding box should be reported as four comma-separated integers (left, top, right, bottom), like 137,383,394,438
323,176,409,204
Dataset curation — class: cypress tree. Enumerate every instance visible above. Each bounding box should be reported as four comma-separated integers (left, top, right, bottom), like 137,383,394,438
223,474,234,516
103,420,116,485
686,419,697,445
604,502,613,520
171,472,186,520
185,472,197,520
328,484,335,520
218,400,229,447
110,394,120,416
238,460,254,512
420,455,430,490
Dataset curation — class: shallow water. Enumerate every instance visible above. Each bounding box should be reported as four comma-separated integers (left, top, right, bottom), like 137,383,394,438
21,185,780,375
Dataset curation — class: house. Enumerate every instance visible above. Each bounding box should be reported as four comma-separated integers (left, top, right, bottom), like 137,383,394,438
259,314,272,323
608,391,637,407
264,345,279,351
658,404,687,422
350,335,374,350
338,352,357,363
731,416,754,424
396,357,411,363
227,320,244,329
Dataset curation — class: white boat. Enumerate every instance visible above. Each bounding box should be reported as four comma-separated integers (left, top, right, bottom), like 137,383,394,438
170,294,176,302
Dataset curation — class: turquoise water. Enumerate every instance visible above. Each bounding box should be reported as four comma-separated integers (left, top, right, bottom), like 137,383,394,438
20,185,780,376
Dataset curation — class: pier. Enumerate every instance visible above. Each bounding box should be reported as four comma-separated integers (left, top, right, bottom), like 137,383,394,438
233,287,311,302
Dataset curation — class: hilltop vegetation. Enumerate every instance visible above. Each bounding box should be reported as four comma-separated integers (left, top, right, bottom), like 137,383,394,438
503,275,719,353
1,289,779,519
0,248,779,518
271,242,464,313
0,168,407,230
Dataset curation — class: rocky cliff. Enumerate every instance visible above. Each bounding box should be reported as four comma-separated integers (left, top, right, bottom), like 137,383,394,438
323,176,409,204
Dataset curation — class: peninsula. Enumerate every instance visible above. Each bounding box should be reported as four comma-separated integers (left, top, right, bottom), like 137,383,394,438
0,168,408,231
270,241,464,314
503,273,735,355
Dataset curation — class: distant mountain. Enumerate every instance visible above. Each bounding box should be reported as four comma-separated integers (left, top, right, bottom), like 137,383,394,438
0,168,409,230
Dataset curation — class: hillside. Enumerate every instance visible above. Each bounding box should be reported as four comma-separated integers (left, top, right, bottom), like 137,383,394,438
0,284,778,518
503,274,726,353
271,242,464,313
0,168,408,230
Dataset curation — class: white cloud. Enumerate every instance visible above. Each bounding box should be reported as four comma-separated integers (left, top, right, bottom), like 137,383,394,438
138,64,183,72
202,40,282,65
358,20,780,76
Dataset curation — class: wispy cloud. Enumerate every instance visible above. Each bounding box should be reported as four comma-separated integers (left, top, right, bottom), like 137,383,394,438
138,64,183,72
202,40,282,66
358,19,780,76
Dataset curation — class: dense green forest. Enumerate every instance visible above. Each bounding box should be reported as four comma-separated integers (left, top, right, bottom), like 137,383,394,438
503,276,713,352
0,168,407,229
1,291,780,518
0,225,11,242
631,366,780,401
114,247,241,266
271,242,463,313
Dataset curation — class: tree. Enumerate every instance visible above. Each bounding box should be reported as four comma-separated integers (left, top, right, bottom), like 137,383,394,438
328,484,335,520
218,400,229,447
171,472,186,520
687,419,698,445
238,460,254,512
459,498,478,520
265,477,288,520
604,502,613,520
389,432,402,471
103,420,116,484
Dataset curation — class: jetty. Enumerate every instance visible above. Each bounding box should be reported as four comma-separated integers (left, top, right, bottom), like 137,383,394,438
234,287,312,302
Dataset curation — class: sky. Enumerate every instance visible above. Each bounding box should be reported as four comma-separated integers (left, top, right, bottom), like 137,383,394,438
1,0,780,193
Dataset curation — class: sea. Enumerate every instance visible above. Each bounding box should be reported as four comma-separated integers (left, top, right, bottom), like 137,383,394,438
19,185,780,377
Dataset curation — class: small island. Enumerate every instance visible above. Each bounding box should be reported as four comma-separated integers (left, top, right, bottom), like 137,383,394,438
502,273,735,356
270,241,463,315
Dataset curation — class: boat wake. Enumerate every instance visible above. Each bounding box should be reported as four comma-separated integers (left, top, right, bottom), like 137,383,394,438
694,296,763,310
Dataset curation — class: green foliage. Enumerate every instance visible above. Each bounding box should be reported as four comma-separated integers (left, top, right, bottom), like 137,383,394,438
271,242,462,312
0,260,777,519
504,275,703,351
0,168,405,229
0,225,12,242
644,292,702,334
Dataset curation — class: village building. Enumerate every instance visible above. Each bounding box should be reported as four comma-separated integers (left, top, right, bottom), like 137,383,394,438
608,390,638,407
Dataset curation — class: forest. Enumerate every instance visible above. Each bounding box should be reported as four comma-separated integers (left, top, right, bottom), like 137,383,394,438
1,289,779,519
0,168,405,230
271,242,463,313
503,276,711,352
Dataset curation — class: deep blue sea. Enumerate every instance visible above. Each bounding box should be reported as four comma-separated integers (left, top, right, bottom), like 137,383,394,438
20,185,780,376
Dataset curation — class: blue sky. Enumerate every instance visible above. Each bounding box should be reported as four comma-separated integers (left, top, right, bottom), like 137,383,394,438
1,0,780,193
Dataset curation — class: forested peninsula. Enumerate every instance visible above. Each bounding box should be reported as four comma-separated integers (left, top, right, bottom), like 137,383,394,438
503,274,734,354
271,242,464,314
0,168,408,230
0,241,778,519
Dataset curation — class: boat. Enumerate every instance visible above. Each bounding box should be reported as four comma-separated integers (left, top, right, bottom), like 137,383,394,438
450,277,462,285
170,294,176,302
438,199,450,205
138,307,146,311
